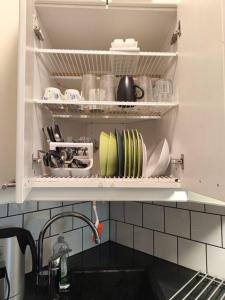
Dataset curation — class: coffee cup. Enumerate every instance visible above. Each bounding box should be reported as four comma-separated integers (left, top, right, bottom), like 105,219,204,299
43,87,62,100
64,89,81,101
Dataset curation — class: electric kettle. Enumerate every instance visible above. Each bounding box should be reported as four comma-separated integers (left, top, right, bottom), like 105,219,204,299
0,228,37,300
117,75,144,102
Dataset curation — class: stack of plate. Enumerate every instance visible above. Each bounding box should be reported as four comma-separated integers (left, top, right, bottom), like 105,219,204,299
99,129,147,178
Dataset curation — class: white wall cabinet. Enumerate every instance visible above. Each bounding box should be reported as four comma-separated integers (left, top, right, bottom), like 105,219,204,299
7,0,225,204
0,1,19,203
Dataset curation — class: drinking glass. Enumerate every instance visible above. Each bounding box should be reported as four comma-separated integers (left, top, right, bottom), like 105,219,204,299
81,74,97,101
153,79,173,102
99,75,115,102
135,76,153,102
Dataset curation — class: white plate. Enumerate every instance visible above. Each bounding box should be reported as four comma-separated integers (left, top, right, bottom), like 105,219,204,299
139,133,147,177
146,139,170,177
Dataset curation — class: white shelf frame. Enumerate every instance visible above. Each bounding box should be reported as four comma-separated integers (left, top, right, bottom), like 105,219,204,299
32,176,180,188
36,48,178,78
35,99,178,120
27,176,184,201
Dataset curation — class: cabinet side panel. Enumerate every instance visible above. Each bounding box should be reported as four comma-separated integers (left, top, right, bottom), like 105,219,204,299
0,2,18,190
173,0,225,200
16,0,35,202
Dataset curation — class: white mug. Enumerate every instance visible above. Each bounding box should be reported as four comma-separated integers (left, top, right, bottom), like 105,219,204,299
43,87,62,100
64,89,81,101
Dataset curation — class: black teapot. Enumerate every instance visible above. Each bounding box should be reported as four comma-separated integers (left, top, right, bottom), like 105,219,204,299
117,76,144,102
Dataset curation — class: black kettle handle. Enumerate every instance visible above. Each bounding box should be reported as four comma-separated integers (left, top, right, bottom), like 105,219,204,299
134,85,144,100
0,228,37,274
22,229,38,274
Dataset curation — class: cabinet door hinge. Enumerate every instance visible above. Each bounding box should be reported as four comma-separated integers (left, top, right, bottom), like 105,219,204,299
33,15,44,41
171,20,181,45
2,180,16,190
171,154,184,170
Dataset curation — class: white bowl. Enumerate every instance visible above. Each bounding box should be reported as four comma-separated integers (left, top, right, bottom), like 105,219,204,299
146,139,170,177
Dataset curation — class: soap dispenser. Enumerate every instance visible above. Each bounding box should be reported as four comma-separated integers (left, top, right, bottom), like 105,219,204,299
53,235,71,291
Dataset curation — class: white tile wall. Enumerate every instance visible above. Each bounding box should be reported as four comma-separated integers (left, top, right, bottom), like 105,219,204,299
24,210,50,240
51,205,73,235
154,231,177,264
165,207,190,238
110,202,124,222
110,220,116,242
125,202,142,226
110,201,225,279
39,202,62,210
143,204,164,231
191,212,222,247
64,229,83,256
178,238,206,273
83,226,98,251
43,235,58,267
205,204,225,215
116,222,133,248
0,205,8,218
207,246,225,279
177,202,204,212
0,215,23,227
153,201,176,207
222,217,225,247
73,202,92,229
134,226,153,255
8,202,37,215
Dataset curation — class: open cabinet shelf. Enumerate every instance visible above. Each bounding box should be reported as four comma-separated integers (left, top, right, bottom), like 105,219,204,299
36,49,177,78
32,176,180,188
35,99,179,120
28,176,183,202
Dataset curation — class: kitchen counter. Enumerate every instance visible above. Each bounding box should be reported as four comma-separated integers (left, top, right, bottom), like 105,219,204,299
25,242,195,300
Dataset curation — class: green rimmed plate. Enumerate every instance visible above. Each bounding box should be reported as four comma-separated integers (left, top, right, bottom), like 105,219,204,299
115,130,124,178
106,132,118,177
127,130,132,178
132,129,138,178
123,130,128,177
135,129,143,178
99,131,110,177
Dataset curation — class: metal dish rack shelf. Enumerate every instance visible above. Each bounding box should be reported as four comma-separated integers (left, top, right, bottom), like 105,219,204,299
35,100,178,120
170,271,225,300
36,48,177,78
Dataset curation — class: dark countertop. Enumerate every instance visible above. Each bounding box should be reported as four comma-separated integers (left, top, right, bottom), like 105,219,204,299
25,242,196,300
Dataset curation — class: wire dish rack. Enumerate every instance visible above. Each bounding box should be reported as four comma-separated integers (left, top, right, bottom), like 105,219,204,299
35,100,178,120
35,49,177,78
169,271,225,300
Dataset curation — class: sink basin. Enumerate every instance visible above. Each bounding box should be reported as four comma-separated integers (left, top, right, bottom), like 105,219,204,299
70,268,157,300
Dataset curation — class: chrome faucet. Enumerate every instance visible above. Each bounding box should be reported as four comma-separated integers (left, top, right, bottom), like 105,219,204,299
37,211,100,287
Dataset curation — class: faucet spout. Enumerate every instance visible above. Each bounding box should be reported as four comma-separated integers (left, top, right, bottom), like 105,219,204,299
37,211,100,284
